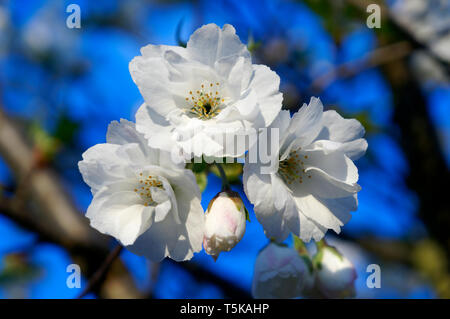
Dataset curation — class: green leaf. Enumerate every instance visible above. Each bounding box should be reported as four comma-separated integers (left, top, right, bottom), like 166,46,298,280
53,113,80,144
29,122,61,161
247,34,262,53
0,254,42,286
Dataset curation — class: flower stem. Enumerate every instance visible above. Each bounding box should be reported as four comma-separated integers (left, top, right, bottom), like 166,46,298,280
293,235,309,256
316,239,327,250
214,162,230,191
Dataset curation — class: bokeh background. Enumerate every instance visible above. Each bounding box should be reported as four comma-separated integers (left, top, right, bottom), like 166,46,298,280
0,0,449,299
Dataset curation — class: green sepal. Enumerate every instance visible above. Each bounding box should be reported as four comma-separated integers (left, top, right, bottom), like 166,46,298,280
313,248,324,270
186,156,209,173
301,255,315,275
247,34,261,53
293,235,308,256
244,206,251,223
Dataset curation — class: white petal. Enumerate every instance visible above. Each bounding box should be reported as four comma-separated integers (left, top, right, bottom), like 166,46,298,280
78,143,132,194
154,200,171,223
271,174,291,211
243,162,276,218
128,169,204,262
287,208,328,243
170,172,204,260
187,23,250,67
249,64,283,127
129,53,179,117
87,183,154,246
216,55,253,97
319,110,365,142
316,110,368,160
135,104,173,151
293,194,351,234
135,103,187,168
244,161,290,241
339,138,368,161
297,141,361,199
140,44,188,59
230,88,260,121
270,110,293,140
280,97,323,156
107,119,146,147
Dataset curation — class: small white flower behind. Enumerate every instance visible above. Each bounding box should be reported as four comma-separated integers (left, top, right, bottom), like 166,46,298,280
252,242,311,299
315,246,357,298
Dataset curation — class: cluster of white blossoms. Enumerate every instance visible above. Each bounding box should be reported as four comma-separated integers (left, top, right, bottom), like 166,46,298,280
79,23,367,294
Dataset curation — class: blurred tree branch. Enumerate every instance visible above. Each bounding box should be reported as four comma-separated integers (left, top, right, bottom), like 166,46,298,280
0,106,142,298
341,0,450,264
345,0,450,71
166,259,252,299
77,245,124,299
308,41,412,93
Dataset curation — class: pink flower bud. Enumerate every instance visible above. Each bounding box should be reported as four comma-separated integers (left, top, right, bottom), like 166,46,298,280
203,190,247,260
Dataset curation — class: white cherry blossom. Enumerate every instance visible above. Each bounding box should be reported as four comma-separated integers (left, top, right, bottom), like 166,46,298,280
130,23,282,159
243,97,367,242
78,119,204,262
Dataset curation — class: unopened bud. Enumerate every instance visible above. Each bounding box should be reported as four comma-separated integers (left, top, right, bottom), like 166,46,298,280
203,190,247,260
252,242,311,299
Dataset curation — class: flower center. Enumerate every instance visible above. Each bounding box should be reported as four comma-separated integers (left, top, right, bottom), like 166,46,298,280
278,149,311,185
134,173,165,207
185,82,224,120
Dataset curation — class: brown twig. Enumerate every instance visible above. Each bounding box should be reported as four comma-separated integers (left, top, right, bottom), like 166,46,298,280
308,41,412,93
344,0,450,70
167,260,252,299
214,163,230,191
77,245,124,299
